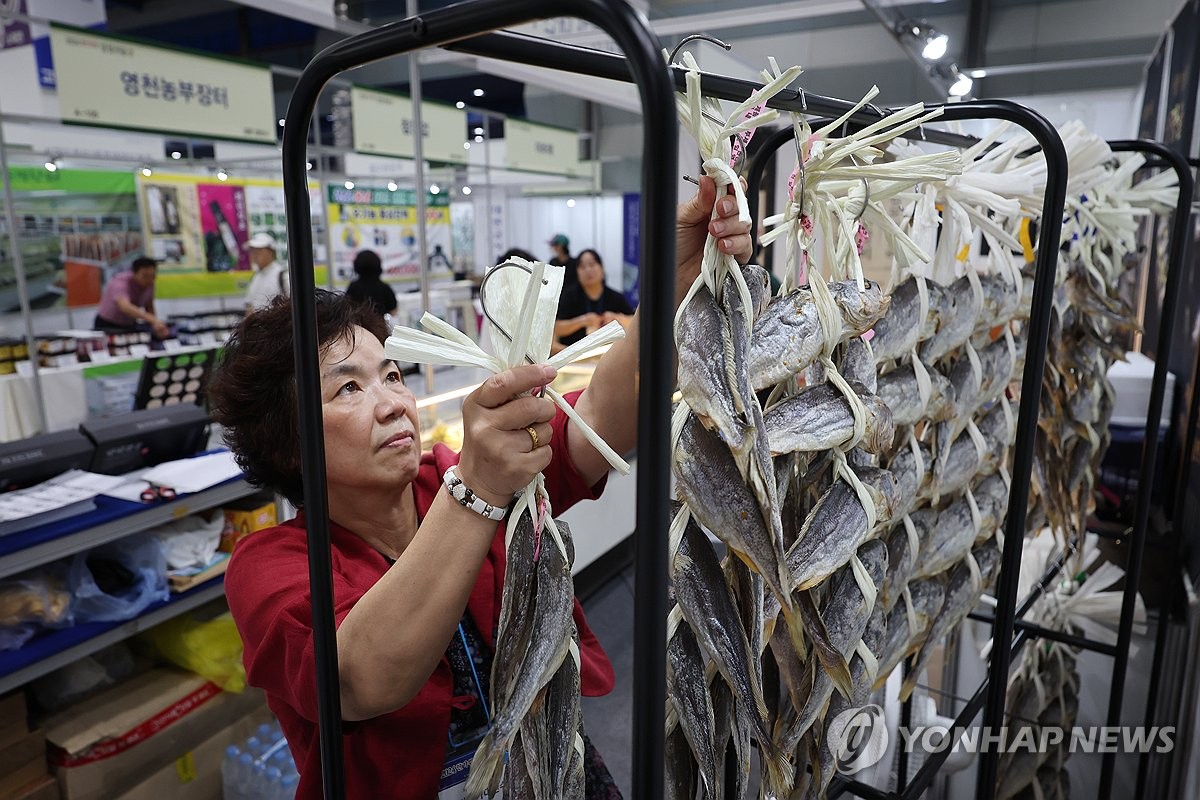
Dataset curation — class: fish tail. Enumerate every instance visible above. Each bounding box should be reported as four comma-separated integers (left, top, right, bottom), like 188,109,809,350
464,736,505,798
761,736,796,795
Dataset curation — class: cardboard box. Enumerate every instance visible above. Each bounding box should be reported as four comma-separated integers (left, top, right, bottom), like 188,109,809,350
115,705,272,800
4,775,58,800
219,496,277,553
0,691,28,748
44,668,265,800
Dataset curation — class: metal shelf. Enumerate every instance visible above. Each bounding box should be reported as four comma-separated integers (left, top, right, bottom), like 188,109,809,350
0,478,253,580
0,578,226,694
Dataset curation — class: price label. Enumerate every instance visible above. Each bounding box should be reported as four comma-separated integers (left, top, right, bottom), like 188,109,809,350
89,351,114,363
14,360,34,377
129,344,152,357
162,339,184,352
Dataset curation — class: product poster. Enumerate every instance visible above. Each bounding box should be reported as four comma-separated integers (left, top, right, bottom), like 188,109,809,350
326,184,452,288
621,192,640,307
0,167,139,313
138,173,325,297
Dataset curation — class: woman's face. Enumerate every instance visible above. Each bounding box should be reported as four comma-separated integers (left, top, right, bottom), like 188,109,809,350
319,326,421,497
577,252,604,291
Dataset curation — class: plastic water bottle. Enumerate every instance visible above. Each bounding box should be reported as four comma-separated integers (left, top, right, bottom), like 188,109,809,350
245,736,264,758
234,752,254,799
277,773,299,800
221,745,243,800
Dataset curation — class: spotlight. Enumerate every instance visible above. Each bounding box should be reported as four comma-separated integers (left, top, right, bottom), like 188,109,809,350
170,151,183,160
344,180,354,189
472,88,484,97
429,184,440,194
141,166,153,177
455,101,465,109
948,71,974,97
216,168,228,181
899,20,949,62
462,186,472,195
44,158,58,172
387,181,398,192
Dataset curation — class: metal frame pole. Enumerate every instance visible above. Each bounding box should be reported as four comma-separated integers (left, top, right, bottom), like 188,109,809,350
1097,140,1194,800
0,97,49,434
279,3,675,796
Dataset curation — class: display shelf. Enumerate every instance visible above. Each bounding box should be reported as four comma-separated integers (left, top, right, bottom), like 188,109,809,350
0,577,226,694
0,477,253,580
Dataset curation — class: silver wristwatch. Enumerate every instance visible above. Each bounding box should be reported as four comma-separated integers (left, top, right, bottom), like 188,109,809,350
442,465,508,521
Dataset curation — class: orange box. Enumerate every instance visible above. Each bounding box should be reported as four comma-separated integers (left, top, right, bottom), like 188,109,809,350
219,500,277,553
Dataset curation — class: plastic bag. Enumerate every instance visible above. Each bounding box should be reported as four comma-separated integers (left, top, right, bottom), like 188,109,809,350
0,572,72,627
68,534,169,623
136,609,246,692
152,513,223,570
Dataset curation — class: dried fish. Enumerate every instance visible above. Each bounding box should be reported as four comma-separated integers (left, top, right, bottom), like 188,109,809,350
748,281,889,391
875,577,946,689
877,361,955,426
921,275,982,362
870,275,945,361
786,464,898,591
666,620,722,797
764,381,895,456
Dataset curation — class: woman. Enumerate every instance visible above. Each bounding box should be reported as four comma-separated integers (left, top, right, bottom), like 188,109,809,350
554,249,634,348
344,248,398,319
205,177,750,799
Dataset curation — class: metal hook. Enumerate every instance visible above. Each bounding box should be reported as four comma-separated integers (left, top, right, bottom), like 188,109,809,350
668,33,732,65
847,153,871,223
478,260,549,370
799,87,807,112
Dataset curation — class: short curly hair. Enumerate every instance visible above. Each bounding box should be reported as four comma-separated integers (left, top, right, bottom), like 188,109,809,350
207,290,389,506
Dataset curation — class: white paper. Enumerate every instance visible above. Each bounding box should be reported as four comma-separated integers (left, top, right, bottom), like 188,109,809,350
140,450,242,494
0,470,125,524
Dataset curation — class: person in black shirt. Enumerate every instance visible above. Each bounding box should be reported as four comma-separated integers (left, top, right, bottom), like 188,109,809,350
548,233,579,294
554,249,634,348
345,249,398,319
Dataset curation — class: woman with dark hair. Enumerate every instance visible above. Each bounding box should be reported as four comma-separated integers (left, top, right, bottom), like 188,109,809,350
204,177,751,799
554,248,634,348
344,248,398,318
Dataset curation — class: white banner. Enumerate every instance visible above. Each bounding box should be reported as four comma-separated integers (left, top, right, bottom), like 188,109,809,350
50,25,276,143
351,86,468,165
504,119,581,176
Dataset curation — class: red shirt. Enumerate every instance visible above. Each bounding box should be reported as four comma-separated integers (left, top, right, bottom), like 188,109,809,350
225,391,614,800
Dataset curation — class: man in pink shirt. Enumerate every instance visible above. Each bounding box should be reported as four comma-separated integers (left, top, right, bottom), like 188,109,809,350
94,257,170,338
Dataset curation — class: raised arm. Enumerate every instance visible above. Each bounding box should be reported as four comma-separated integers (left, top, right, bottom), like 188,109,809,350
567,177,752,485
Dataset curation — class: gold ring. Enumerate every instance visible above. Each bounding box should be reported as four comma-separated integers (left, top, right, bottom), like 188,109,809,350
525,426,540,450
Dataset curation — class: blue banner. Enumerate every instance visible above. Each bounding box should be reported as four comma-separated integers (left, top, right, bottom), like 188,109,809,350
621,191,640,308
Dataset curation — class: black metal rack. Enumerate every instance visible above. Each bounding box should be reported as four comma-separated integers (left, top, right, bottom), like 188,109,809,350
743,130,1194,799
276,3,1195,798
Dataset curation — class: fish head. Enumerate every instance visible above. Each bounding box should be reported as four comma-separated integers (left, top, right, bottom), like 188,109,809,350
832,280,890,335
742,263,773,318
850,464,900,525
860,392,896,454
855,538,890,585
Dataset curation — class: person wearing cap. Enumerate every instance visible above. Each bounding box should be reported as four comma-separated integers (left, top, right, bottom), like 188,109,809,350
548,233,578,293
345,249,398,319
94,256,170,338
244,233,290,315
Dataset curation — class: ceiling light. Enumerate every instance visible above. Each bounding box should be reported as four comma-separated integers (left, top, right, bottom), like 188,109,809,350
44,158,58,172
455,101,465,109
387,181,398,192
305,161,313,171
278,118,286,127
344,180,354,189
170,151,182,160
463,142,471,150
566,198,576,208
969,68,988,79
474,134,484,143
473,126,484,135
948,70,974,97
472,88,485,97
429,184,440,194
141,166,153,177
216,168,228,181
462,186,472,195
